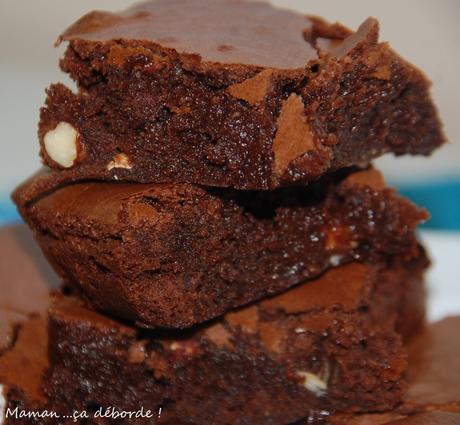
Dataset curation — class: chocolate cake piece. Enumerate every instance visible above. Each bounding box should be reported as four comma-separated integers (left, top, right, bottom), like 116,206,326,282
40,257,426,425
0,231,448,425
38,0,445,189
13,168,427,328
2,264,458,425
329,317,460,425
7,317,460,425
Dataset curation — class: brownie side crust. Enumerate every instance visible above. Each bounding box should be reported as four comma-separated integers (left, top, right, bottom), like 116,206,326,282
13,168,428,328
40,258,425,425
38,0,445,189
57,0,318,69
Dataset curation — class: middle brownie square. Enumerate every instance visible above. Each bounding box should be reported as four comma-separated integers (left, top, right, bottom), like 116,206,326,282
13,168,427,328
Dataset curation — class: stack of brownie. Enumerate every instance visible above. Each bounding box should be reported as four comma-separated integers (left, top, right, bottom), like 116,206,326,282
6,0,447,424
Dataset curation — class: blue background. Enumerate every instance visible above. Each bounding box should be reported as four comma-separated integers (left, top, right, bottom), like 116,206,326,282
2,179,459,230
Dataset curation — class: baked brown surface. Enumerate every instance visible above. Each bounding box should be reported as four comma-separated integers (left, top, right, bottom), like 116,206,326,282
58,0,317,69
6,258,424,425
38,0,445,189
13,168,427,328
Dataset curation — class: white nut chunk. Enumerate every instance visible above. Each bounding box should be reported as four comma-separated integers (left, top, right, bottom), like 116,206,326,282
296,371,328,396
43,122,79,168
107,153,133,171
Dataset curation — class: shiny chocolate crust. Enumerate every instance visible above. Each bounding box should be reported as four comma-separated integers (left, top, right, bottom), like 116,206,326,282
41,257,426,425
38,0,445,189
13,168,428,328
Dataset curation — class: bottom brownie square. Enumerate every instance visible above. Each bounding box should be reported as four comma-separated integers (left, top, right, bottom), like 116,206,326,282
0,255,427,425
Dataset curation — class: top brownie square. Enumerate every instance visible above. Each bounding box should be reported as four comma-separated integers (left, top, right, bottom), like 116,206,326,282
39,0,444,189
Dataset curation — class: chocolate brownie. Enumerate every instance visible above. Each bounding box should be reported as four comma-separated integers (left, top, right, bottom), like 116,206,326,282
38,0,445,189
7,315,460,425
42,257,425,424
329,317,460,425
0,226,426,425
13,168,428,328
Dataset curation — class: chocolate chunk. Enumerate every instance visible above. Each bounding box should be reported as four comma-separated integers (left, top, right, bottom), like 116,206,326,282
227,69,273,105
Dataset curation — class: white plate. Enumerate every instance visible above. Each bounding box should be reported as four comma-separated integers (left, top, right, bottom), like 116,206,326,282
421,230,460,322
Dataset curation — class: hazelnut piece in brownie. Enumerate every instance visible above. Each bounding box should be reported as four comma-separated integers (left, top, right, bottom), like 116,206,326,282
13,168,428,328
41,257,426,425
39,0,445,189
